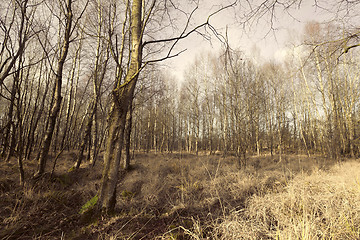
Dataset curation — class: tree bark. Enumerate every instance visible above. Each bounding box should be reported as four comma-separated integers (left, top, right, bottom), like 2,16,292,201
123,102,133,170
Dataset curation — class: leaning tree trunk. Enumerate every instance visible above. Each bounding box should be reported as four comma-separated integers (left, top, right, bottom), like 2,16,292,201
34,0,73,177
98,0,142,213
98,81,137,212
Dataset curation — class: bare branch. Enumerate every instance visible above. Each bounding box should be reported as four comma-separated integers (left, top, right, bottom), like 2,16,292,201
142,1,237,63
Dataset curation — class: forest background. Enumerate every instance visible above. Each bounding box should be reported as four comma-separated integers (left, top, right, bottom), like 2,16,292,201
1,0,360,239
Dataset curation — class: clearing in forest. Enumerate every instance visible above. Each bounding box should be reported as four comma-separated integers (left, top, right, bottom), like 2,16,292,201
1,152,359,239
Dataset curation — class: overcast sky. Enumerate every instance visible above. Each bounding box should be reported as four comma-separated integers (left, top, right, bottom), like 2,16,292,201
162,0,356,83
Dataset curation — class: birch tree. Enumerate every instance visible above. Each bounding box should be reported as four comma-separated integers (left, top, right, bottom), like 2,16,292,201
97,0,238,213
34,0,74,177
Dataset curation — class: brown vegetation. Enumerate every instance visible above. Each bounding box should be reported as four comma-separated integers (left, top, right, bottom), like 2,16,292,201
1,152,359,239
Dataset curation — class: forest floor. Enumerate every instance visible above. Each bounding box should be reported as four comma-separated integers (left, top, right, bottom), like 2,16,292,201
1,151,360,239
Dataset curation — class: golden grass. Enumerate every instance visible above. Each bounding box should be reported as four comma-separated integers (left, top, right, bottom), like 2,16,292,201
215,161,360,240
2,152,358,239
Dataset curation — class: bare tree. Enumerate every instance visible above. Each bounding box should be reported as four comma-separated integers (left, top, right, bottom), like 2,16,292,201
34,0,74,177
97,0,238,213
0,0,33,159
0,0,31,87
75,0,110,169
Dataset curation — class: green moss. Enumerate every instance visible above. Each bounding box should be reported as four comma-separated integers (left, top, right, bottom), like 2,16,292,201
79,195,98,215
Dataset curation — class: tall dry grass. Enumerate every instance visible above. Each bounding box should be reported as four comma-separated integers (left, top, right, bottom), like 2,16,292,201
215,161,360,240
3,152,357,239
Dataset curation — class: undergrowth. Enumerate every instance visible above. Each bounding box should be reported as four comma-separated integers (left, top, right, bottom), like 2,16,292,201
1,152,358,239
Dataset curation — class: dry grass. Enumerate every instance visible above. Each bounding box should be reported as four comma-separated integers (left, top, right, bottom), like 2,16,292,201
1,152,358,239
215,161,360,240
0,155,96,240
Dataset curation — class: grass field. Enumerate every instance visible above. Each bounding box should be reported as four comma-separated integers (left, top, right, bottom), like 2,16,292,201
1,152,359,239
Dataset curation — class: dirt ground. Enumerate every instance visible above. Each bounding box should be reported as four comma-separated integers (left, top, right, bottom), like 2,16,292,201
0,151,340,239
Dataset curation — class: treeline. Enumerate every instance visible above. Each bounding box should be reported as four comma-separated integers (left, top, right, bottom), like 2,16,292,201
0,0,111,170
132,23,360,160
0,0,359,178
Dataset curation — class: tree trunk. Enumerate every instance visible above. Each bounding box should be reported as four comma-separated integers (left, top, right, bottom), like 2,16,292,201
90,107,99,166
123,103,133,170
74,102,95,169
60,38,81,150
2,78,17,159
98,0,142,213
16,68,25,185
154,106,157,153
98,82,137,212
34,0,73,177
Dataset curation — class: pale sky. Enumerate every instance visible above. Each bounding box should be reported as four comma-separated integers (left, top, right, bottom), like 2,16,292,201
162,0,356,83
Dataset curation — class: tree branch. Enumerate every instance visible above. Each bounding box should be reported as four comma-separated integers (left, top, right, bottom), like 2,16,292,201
140,1,237,66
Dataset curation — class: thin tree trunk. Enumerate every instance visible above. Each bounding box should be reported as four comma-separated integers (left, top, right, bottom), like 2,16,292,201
16,70,25,185
74,102,95,169
5,122,16,162
60,37,81,150
34,0,73,177
90,107,99,164
2,81,17,160
25,67,50,160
